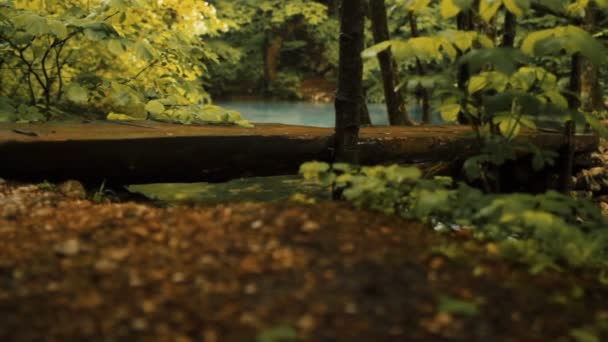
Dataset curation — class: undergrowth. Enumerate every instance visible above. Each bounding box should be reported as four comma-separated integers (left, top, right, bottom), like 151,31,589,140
300,162,608,279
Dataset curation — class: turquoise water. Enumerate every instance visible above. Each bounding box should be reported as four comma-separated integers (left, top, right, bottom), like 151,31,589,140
216,101,432,127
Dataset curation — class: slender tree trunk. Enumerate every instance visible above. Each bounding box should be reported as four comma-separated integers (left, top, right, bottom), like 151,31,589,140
579,4,603,112
368,0,415,126
334,0,364,164
568,54,582,110
457,10,474,124
263,31,282,93
408,11,431,124
501,11,516,47
360,91,372,125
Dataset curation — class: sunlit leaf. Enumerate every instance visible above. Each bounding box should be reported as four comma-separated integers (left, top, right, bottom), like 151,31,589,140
406,0,432,13
107,112,140,121
503,0,530,16
439,103,461,122
479,0,503,22
144,100,165,115
441,0,462,18
65,84,89,104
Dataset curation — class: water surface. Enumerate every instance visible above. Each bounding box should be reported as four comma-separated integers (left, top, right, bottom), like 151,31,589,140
217,101,431,127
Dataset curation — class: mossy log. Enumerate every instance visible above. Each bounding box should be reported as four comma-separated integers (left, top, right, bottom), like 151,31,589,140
0,121,599,184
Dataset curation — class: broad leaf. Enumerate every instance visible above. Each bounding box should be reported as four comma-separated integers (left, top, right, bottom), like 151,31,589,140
439,103,461,122
65,84,89,104
479,0,503,22
145,100,165,115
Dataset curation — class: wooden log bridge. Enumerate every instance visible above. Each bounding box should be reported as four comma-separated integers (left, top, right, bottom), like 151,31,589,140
0,121,599,184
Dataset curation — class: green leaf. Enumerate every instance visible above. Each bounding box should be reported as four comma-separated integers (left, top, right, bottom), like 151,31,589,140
361,40,393,59
144,100,165,116
65,84,89,104
495,116,521,138
585,114,608,138
479,0,503,22
107,112,140,121
438,296,479,317
255,326,298,342
107,39,126,56
441,0,463,17
503,0,530,16
439,103,461,122
12,13,49,36
459,48,531,75
570,328,600,342
521,26,607,66
467,75,487,93
407,0,433,12
134,40,156,61
47,19,68,39
0,96,16,123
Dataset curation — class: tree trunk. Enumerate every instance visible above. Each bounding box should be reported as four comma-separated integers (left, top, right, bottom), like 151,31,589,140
568,53,582,110
457,10,474,124
368,0,415,126
360,93,372,126
408,11,431,124
501,11,516,48
263,31,283,94
334,0,364,164
579,4,604,112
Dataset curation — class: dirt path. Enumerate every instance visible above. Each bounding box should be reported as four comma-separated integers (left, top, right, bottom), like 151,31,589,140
1,181,607,341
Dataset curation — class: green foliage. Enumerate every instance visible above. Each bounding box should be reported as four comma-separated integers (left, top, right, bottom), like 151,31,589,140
0,0,248,125
300,162,608,275
256,325,297,342
437,296,480,317
206,0,335,99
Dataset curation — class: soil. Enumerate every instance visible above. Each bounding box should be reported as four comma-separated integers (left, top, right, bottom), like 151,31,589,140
1,179,607,341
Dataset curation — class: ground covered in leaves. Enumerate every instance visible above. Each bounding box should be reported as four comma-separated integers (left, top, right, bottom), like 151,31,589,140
1,179,608,341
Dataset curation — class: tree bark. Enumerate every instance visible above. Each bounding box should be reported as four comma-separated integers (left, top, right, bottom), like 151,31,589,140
501,11,516,48
568,53,582,110
408,11,430,124
579,3,604,112
457,10,475,124
369,0,415,126
263,31,283,94
334,0,364,164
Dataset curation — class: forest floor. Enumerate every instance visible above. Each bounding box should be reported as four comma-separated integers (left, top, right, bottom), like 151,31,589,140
1,179,607,341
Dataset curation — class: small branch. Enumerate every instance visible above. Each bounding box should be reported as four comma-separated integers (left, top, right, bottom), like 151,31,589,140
103,11,121,21
119,59,160,84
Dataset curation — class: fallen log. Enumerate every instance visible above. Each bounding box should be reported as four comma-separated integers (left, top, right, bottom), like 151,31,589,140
0,121,599,184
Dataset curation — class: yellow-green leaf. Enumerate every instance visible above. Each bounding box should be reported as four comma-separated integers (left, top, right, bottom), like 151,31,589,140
441,0,462,18
503,0,529,16
107,112,140,121
468,75,488,93
145,100,165,115
362,40,393,59
47,20,68,39
479,0,503,22
496,117,521,137
544,90,568,108
439,103,461,122
407,0,432,13
107,39,126,56
66,84,88,104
